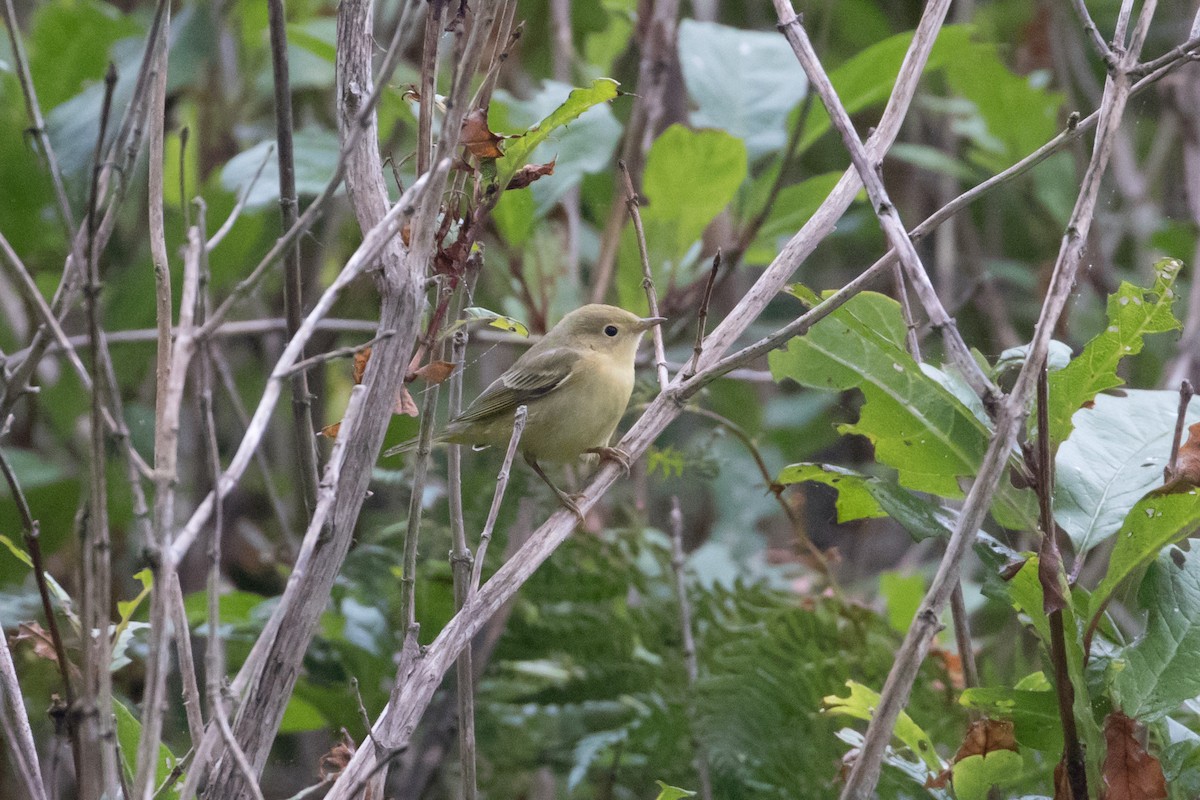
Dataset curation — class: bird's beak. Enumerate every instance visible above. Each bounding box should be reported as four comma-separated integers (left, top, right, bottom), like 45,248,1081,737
635,316,667,332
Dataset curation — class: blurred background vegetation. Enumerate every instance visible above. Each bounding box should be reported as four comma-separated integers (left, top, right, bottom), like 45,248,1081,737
2,0,1199,797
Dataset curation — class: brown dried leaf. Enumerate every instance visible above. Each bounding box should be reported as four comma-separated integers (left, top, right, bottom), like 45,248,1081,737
353,347,372,385
318,730,356,780
319,422,341,439
461,108,505,159
505,159,556,190
1103,711,1167,800
1155,421,1200,495
927,719,1017,788
13,621,59,663
1038,532,1068,615
395,385,419,417
412,360,455,386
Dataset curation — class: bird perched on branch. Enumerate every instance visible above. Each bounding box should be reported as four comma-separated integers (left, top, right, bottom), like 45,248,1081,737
385,303,665,517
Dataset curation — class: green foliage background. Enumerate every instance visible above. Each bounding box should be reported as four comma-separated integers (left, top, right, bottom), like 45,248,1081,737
1,0,1199,798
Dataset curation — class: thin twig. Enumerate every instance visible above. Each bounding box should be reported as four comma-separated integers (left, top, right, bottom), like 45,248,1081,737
1068,0,1117,64
619,160,669,391
469,405,528,594
0,634,50,800
267,0,321,515
668,498,713,800
207,145,275,252
416,0,447,177
280,330,396,380
447,329,478,800
685,253,720,379
80,60,122,800
1165,380,1195,481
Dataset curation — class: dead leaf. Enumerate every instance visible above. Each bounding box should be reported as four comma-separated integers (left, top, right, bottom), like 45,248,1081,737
927,719,1017,788
1038,531,1068,615
1155,421,1200,495
1103,711,1167,800
319,422,341,438
318,730,356,780
412,360,455,386
395,385,419,417
506,159,556,190
353,347,371,384
461,108,505,159
12,621,59,663
931,648,965,691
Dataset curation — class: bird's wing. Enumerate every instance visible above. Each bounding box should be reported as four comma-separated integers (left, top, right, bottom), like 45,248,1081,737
451,347,577,424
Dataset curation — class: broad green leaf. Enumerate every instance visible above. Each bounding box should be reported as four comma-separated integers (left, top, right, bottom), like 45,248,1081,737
825,681,943,775
745,171,845,264
952,751,1027,800
0,534,76,618
279,693,327,733
115,568,153,639
677,20,807,160
945,42,1063,169
114,697,179,797
617,125,747,312
1109,549,1200,720
1091,490,1200,620
492,187,536,245
769,292,997,498
959,685,1062,752
441,307,530,339
491,80,621,214
1048,259,1183,443
220,127,341,209
777,462,957,541
879,571,925,634
778,463,884,521
1055,390,1200,552
796,26,974,153
654,781,697,800
495,78,620,190
28,0,140,108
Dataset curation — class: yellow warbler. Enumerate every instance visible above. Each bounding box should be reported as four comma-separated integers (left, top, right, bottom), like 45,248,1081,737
385,304,664,515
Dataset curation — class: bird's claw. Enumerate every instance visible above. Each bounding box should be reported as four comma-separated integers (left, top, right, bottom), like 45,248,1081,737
587,446,632,474
556,490,588,524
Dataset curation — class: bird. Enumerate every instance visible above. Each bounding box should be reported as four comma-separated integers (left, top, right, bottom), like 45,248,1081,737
385,304,665,517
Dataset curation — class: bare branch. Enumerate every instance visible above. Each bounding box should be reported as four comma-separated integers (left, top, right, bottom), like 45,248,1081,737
669,499,713,800
620,161,669,391
0,633,50,800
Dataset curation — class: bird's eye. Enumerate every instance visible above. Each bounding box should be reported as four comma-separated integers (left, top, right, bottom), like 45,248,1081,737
604,325,619,337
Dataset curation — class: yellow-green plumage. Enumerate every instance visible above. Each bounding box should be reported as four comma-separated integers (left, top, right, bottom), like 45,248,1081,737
385,304,664,514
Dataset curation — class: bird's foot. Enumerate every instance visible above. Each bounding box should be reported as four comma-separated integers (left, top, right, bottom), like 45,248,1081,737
586,446,631,474
554,489,588,524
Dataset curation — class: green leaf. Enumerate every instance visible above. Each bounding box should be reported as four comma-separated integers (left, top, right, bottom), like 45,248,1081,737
951,750,1027,800
616,125,747,312
220,127,341,209
1091,490,1200,621
1048,259,1183,443
491,80,621,214
796,26,974,153
279,693,327,733
28,0,140,108
959,684,1062,752
744,171,845,265
654,781,697,800
677,20,807,160
824,681,943,776
113,697,180,797
1055,390,1200,552
442,307,530,339
495,78,620,190
778,463,885,521
769,292,994,498
1109,548,1200,720
879,571,925,634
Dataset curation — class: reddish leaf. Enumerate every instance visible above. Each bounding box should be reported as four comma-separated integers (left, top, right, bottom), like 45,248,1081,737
12,621,59,663
353,347,371,385
318,730,356,780
461,108,505,159
505,159,556,190
412,360,455,386
319,422,341,438
927,718,1017,788
394,385,419,417
1155,421,1200,495
1038,531,1068,614
1103,712,1167,800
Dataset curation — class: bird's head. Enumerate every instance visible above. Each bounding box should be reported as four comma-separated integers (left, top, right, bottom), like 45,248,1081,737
544,304,665,364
